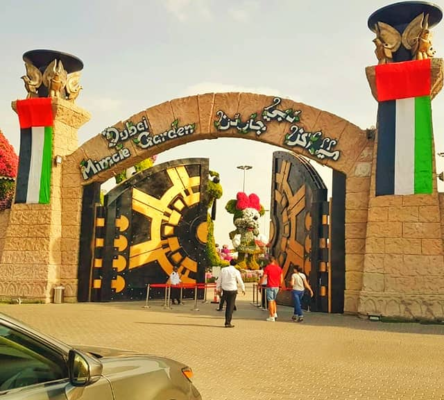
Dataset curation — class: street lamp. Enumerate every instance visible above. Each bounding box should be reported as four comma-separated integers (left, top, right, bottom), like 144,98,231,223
237,165,252,192
262,209,270,235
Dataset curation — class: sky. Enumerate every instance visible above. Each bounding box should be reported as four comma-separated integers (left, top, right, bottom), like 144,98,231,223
1,0,444,246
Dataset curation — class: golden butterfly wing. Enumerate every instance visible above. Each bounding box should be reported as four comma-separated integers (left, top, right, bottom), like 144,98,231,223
42,59,57,88
66,72,81,92
22,62,43,86
377,22,402,52
402,13,425,51
66,71,83,100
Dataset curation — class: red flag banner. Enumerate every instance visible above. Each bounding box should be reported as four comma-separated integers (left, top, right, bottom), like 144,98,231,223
375,59,431,102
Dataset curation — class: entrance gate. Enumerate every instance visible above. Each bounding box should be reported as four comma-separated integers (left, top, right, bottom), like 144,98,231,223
85,158,210,302
269,152,345,312
79,152,344,310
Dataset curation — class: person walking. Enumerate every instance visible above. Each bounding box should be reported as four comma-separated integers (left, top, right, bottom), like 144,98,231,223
216,259,245,328
216,287,237,312
258,256,283,322
169,266,182,305
291,265,313,322
259,266,268,310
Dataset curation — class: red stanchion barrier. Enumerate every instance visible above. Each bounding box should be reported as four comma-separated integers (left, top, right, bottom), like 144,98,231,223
210,287,219,304
144,283,218,311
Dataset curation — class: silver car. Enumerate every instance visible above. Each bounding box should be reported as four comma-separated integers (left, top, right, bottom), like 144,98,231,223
0,313,202,399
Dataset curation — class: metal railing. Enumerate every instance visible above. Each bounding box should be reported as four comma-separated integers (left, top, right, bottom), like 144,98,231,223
143,283,216,311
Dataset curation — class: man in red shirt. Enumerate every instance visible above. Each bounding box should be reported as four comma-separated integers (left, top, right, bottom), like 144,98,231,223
258,256,283,322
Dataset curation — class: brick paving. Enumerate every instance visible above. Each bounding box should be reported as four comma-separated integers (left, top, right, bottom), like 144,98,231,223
2,286,444,400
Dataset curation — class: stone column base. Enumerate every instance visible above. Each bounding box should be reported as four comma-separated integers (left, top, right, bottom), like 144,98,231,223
0,278,79,304
0,280,52,303
358,291,444,321
344,290,360,314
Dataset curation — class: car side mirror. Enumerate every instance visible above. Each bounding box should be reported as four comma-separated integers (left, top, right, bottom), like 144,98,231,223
68,349,103,387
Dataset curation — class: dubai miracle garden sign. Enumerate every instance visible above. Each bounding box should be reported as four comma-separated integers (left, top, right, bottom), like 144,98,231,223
79,97,340,180
80,118,196,180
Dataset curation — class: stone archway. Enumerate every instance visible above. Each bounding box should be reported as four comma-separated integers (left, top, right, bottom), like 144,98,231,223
59,93,371,312
2,1,444,319
6,88,444,319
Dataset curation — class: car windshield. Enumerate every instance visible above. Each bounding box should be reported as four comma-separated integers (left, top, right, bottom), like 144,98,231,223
0,323,68,391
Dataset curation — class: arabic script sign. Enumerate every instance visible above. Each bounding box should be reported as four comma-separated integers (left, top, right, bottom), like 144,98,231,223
284,128,340,161
214,97,300,136
214,97,340,161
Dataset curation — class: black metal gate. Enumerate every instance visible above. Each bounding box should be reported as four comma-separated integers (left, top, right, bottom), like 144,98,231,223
79,158,210,302
269,151,345,313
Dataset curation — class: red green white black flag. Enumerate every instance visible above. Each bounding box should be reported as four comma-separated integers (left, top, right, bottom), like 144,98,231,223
15,98,54,204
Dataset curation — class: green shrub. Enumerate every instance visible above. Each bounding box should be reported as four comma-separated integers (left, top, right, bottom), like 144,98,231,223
206,170,224,266
0,180,14,211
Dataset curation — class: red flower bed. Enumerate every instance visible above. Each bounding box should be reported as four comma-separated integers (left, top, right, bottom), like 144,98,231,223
0,130,18,178
0,130,18,210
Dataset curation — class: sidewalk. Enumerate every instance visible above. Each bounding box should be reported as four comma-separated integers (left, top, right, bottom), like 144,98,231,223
1,291,444,400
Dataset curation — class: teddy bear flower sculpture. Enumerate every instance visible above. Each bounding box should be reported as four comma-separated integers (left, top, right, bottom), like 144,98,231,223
225,192,266,270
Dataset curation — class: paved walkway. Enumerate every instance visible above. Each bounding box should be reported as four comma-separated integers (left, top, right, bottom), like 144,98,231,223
2,289,444,400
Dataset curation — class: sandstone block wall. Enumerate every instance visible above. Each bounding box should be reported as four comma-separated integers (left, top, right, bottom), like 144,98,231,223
357,131,444,320
343,144,373,314
0,98,90,303
0,210,10,261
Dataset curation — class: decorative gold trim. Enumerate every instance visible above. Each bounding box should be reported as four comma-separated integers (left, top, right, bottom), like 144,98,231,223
112,255,127,272
93,279,102,289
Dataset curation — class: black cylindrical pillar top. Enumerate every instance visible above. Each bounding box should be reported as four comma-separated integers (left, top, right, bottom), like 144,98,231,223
21,49,84,99
368,1,442,62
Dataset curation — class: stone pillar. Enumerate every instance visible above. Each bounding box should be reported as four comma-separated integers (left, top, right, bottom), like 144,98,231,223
359,3,444,320
0,50,90,303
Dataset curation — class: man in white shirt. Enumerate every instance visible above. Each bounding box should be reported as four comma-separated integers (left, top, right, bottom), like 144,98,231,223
216,259,245,328
169,266,182,305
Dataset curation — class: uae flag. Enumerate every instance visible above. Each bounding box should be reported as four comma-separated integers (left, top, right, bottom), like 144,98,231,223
375,59,433,196
15,98,54,204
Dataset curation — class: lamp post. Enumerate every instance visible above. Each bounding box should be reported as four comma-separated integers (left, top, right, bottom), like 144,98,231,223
237,165,252,192
262,209,269,235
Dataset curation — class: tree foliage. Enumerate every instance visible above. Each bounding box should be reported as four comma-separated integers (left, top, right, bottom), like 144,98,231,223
115,155,157,184
206,170,228,267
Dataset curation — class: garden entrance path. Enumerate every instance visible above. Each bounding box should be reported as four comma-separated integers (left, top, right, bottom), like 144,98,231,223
2,284,444,399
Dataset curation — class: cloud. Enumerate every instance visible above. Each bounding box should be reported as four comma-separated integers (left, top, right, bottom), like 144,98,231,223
0,108,20,152
164,0,212,21
184,81,302,102
185,81,280,96
78,96,123,113
228,1,259,22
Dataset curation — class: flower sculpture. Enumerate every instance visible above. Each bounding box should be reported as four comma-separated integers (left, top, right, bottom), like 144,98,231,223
225,192,266,270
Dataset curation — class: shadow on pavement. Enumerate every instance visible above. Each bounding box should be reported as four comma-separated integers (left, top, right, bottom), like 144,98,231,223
135,321,226,328
98,297,444,336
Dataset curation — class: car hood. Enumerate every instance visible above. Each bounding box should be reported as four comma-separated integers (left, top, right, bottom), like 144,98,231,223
74,345,139,358
73,345,187,370
73,345,198,399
